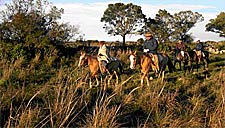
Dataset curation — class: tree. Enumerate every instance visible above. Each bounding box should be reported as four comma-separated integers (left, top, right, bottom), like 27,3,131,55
101,3,146,46
0,0,80,60
145,9,173,43
145,10,204,43
206,12,225,37
172,11,204,42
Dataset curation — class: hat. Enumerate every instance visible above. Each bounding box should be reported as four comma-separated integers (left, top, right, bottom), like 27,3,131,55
145,32,152,37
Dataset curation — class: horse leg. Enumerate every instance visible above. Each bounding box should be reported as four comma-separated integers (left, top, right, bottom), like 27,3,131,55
161,71,165,83
118,61,123,74
141,74,144,86
141,72,146,86
108,73,113,85
197,59,199,72
173,60,177,71
179,61,182,71
96,76,99,87
204,58,208,71
114,71,119,85
145,75,150,86
152,65,159,77
89,77,92,88
183,61,188,71
167,57,175,72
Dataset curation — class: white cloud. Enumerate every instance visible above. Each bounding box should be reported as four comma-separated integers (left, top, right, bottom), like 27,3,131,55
189,12,224,41
1,1,222,42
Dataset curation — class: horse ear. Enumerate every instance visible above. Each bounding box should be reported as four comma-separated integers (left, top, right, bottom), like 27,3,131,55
129,49,132,55
80,51,86,55
134,51,137,55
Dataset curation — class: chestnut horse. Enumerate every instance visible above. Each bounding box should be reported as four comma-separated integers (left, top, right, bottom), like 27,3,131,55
78,51,123,87
172,50,190,71
129,51,175,86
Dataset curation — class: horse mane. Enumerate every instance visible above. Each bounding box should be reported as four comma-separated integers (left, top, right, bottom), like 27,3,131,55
86,54,98,65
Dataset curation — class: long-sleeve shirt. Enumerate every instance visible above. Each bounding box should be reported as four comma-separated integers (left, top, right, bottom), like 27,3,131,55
143,38,158,54
97,44,110,63
176,43,186,51
196,42,206,51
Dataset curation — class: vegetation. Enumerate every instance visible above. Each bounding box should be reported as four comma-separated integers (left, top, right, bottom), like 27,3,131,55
101,3,146,46
146,9,204,43
0,0,225,128
0,0,80,61
206,12,225,37
0,45,225,127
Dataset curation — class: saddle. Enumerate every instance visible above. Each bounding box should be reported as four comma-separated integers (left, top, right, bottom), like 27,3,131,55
148,53,163,63
100,57,120,74
148,53,163,72
194,50,205,58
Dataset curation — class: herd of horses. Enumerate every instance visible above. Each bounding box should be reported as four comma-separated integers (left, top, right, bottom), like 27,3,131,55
78,47,210,87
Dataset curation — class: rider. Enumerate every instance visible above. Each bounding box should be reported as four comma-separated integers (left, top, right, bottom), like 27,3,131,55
97,41,111,73
194,39,206,57
143,32,160,71
175,40,186,57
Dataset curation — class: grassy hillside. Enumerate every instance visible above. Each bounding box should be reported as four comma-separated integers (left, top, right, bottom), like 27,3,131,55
0,44,225,127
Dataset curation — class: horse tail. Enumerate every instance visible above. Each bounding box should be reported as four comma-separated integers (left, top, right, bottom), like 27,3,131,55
167,55,175,72
119,60,124,74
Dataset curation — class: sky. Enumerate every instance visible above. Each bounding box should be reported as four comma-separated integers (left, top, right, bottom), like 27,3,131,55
1,0,225,42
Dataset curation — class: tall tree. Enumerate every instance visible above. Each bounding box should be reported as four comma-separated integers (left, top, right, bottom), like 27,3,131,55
172,11,204,42
146,9,173,43
101,3,146,46
145,10,204,43
206,12,225,37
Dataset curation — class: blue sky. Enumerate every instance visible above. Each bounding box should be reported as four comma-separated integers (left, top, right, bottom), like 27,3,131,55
1,0,225,41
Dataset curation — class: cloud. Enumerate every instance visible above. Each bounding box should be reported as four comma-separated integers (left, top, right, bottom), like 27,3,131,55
189,12,223,41
1,1,224,41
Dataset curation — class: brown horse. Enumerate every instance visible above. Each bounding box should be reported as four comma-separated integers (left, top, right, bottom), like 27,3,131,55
129,51,175,86
189,50,209,72
172,50,190,71
78,51,123,87
78,51,100,86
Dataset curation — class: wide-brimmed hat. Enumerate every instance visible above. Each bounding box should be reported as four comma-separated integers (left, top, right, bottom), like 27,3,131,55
145,33,152,37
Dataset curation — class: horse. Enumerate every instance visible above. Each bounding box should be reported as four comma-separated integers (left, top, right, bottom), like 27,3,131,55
189,49,209,72
129,51,175,86
172,49,190,71
78,51,123,87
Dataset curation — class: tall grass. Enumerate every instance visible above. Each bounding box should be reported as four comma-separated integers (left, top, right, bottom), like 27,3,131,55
0,51,225,127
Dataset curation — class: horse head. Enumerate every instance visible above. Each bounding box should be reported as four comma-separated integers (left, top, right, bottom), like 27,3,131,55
78,51,87,67
129,51,137,69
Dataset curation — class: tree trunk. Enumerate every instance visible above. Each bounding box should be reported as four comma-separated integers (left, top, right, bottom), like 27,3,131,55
122,35,126,46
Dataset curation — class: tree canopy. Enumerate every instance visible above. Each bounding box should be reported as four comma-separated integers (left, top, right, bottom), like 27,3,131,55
0,0,80,60
145,10,204,43
101,3,146,46
206,12,225,37
145,9,173,43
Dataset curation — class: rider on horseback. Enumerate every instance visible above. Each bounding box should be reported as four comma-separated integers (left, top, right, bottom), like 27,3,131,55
97,41,111,73
143,32,160,72
175,40,186,57
194,39,207,58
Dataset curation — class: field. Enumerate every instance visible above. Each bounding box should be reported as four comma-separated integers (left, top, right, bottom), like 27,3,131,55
0,43,225,127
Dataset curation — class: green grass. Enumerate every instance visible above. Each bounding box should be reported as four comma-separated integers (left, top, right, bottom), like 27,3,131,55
0,49,225,128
